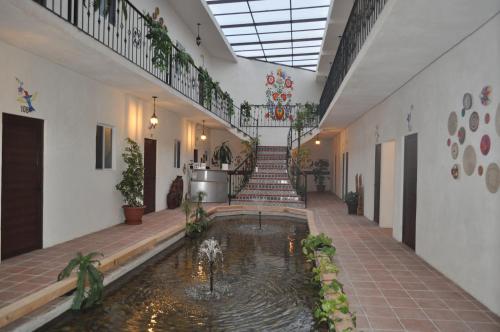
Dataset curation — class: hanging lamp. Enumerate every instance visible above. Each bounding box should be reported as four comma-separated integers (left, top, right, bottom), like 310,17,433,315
150,96,159,129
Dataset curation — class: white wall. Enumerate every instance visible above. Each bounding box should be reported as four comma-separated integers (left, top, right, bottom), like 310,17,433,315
0,40,193,251
301,138,333,192
330,15,500,314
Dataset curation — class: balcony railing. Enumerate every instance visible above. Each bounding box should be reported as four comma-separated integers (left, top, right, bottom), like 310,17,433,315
32,0,258,139
242,104,319,128
318,0,387,121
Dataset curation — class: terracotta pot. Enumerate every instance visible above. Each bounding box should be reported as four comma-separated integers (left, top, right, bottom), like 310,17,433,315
123,206,145,225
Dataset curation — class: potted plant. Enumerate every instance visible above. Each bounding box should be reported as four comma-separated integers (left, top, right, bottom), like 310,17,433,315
313,159,329,192
345,191,359,215
213,141,233,170
240,101,252,123
116,138,145,225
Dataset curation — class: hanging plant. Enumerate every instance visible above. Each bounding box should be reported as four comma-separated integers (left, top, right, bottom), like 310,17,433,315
83,0,128,20
223,92,234,117
174,49,195,72
240,101,252,123
144,13,173,72
199,67,214,107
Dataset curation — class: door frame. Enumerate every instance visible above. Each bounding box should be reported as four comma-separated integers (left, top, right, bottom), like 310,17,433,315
374,143,382,224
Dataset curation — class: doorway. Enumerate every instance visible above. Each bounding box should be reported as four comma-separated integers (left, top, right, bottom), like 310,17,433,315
374,144,381,224
144,138,156,214
1,113,44,259
402,134,418,250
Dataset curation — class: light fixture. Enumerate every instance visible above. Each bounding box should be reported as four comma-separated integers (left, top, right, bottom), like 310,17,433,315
200,120,207,141
150,96,158,129
315,134,321,145
196,23,201,47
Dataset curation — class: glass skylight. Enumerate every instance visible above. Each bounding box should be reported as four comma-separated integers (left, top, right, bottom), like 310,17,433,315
205,0,331,71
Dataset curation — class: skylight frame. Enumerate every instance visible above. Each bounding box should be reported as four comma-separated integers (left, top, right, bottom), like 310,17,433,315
205,0,330,71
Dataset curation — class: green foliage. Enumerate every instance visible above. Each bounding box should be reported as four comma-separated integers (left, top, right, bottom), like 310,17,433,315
116,138,144,207
213,141,233,165
180,194,193,224
301,233,334,261
174,49,195,72
58,252,104,310
83,0,128,20
313,159,330,186
344,191,359,206
241,137,259,161
240,101,252,123
145,13,173,72
223,92,234,117
186,192,209,237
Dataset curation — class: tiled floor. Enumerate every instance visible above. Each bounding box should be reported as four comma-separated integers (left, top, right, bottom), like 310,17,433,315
308,193,500,332
0,204,217,309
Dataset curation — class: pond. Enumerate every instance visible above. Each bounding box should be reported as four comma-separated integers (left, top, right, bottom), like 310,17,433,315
40,216,317,331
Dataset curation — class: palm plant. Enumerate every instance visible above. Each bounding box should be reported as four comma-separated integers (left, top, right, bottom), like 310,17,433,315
58,252,104,310
180,194,193,225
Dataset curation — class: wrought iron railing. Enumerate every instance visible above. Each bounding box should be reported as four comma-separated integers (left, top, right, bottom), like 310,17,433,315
32,0,258,139
243,104,319,128
227,142,258,205
286,125,312,207
318,0,387,121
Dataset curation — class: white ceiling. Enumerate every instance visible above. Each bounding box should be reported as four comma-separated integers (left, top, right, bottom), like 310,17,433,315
320,0,500,129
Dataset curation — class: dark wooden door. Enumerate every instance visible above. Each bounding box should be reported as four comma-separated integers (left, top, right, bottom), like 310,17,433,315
2,113,44,259
374,144,381,224
344,152,349,198
143,139,156,214
402,134,418,250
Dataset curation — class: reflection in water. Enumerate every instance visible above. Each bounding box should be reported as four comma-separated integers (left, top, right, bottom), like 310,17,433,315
39,218,316,331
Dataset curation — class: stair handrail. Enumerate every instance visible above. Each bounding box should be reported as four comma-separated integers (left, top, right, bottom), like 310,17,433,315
287,153,308,207
227,139,258,205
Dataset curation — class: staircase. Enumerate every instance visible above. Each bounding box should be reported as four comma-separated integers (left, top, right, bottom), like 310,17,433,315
231,146,305,208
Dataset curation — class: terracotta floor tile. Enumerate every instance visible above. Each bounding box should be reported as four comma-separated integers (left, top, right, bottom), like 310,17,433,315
385,296,419,308
423,309,460,321
400,318,438,331
368,316,403,330
432,319,472,332
363,305,397,318
467,322,500,332
393,307,427,320
456,310,496,323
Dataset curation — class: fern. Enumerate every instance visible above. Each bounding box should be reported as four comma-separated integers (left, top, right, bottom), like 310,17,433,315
58,252,104,310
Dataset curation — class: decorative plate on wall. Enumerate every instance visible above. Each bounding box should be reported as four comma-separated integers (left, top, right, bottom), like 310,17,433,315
451,142,459,160
451,164,460,179
485,163,499,193
458,127,466,145
480,86,492,106
463,145,476,176
448,111,458,135
469,111,479,132
480,135,491,156
496,103,500,137
463,92,473,111
478,165,484,176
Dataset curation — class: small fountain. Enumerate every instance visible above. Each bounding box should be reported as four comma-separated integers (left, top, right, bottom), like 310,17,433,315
198,238,223,293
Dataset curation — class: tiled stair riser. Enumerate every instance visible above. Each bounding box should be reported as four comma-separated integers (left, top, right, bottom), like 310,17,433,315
240,190,297,196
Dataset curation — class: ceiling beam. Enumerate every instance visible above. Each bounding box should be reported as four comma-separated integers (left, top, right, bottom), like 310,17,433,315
231,37,323,46
221,17,326,29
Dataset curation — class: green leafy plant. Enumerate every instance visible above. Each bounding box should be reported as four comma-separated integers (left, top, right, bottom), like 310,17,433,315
145,13,173,72
116,138,144,207
174,48,195,72
240,101,252,123
213,141,233,166
186,192,209,237
83,0,128,20
345,191,359,215
223,92,234,118
313,159,330,191
301,233,336,261
58,252,104,310
180,194,193,225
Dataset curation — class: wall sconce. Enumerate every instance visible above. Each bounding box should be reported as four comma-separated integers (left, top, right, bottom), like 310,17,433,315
196,23,201,47
200,120,207,141
315,134,321,145
150,96,158,129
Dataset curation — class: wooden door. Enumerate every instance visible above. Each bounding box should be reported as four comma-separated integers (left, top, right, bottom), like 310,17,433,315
2,113,44,259
402,134,418,250
143,138,156,214
374,144,381,224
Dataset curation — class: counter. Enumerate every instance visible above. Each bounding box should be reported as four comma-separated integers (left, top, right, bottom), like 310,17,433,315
190,169,228,203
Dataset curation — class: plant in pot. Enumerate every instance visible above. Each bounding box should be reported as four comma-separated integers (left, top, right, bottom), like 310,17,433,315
312,159,329,192
213,141,233,170
116,138,145,225
345,191,359,215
